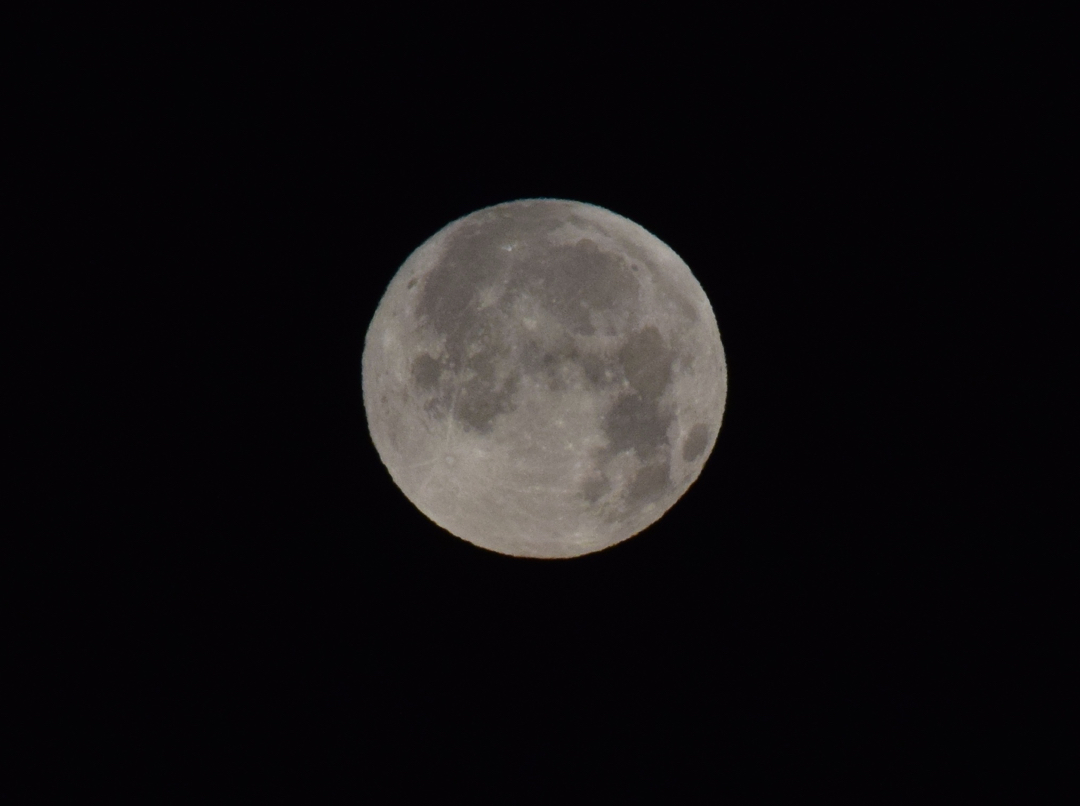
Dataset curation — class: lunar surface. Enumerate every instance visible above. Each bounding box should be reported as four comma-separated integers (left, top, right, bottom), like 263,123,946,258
362,199,726,558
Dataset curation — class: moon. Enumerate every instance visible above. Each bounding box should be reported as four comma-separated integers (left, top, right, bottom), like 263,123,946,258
362,199,726,558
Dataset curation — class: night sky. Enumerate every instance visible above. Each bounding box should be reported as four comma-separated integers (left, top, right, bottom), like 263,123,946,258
34,11,1053,793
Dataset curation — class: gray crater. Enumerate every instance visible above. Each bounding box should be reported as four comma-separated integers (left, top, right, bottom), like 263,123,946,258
411,353,442,391
524,238,638,336
618,325,673,400
681,423,710,463
626,459,672,506
601,392,672,462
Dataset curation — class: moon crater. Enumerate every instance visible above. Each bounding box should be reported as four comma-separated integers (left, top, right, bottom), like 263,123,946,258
363,199,726,558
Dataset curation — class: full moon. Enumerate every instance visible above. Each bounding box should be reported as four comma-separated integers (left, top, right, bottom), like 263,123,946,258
362,199,727,558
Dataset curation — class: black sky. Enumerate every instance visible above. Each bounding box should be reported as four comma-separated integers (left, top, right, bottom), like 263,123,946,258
34,13,1055,791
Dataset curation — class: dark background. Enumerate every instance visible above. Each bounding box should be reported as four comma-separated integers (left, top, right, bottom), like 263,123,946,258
28,10,1061,792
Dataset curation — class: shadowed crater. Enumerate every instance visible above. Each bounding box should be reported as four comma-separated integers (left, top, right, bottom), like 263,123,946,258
455,368,521,433
594,324,676,463
412,326,522,434
521,238,639,336
602,392,672,461
618,325,673,400
415,203,570,348
626,459,671,506
411,353,442,390
580,474,611,504
682,423,710,463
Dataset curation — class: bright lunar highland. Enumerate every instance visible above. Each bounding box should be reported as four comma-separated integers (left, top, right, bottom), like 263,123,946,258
362,199,727,558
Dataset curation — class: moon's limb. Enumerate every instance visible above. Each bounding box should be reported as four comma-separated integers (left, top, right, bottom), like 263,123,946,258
362,199,726,558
